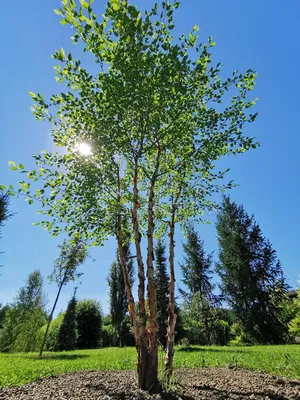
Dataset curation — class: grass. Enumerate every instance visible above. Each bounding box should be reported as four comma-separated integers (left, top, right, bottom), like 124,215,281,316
0,345,300,387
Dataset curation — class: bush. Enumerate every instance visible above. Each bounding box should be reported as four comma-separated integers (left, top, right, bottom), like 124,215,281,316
212,319,230,346
77,299,102,349
40,313,64,351
102,324,114,347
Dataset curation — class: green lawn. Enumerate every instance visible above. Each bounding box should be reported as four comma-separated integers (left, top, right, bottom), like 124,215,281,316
0,345,300,387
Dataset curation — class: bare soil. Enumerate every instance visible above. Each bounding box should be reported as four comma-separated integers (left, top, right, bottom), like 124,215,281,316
0,368,299,399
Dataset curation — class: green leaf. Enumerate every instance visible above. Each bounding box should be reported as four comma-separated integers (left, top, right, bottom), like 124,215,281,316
54,9,61,15
79,0,89,9
8,161,15,166
210,42,216,47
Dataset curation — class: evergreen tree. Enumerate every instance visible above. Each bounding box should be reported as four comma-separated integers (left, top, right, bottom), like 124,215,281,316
180,224,214,302
154,240,169,348
77,299,102,349
57,293,77,351
107,231,134,347
216,196,288,344
0,191,12,270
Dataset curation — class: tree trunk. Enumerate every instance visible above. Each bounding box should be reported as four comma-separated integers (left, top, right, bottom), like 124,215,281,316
132,162,150,391
39,280,64,357
165,206,177,379
117,231,139,343
145,146,161,393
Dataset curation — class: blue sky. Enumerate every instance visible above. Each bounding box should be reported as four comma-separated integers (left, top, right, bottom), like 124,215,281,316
1,0,299,315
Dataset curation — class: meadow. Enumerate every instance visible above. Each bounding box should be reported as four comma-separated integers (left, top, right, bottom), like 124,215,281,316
1,345,300,387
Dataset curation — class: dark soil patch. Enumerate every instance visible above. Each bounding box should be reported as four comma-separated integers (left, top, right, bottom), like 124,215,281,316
0,368,299,399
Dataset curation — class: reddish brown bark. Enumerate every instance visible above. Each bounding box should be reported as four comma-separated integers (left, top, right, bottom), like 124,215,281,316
145,145,161,393
132,161,149,391
165,176,184,379
165,205,177,378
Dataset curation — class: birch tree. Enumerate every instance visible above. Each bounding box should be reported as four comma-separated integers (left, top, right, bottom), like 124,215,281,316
4,0,258,392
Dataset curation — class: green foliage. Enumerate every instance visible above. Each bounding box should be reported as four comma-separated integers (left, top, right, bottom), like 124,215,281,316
49,239,88,287
6,0,257,246
154,240,169,348
180,224,215,301
212,319,230,346
40,313,64,351
0,271,46,352
288,290,300,341
0,192,12,245
57,295,77,351
289,315,300,339
182,292,214,345
76,299,102,349
0,305,10,329
216,196,289,344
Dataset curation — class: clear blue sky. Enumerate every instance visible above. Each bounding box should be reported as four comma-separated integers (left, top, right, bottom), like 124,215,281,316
1,0,299,315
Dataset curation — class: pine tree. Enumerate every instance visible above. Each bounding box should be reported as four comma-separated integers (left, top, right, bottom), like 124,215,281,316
57,293,77,351
180,224,214,302
107,231,134,347
216,196,288,344
154,240,169,348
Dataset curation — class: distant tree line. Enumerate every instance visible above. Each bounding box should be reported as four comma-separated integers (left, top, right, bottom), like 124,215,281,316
1,196,300,353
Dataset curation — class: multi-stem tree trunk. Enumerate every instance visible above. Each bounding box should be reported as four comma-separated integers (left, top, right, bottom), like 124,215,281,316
165,205,177,378
145,145,161,393
165,176,184,378
132,162,150,391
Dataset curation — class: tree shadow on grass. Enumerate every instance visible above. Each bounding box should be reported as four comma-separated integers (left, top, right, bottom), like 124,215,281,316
177,347,247,354
28,354,91,361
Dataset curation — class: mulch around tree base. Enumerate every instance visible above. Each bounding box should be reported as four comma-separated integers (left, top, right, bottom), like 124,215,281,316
0,368,299,400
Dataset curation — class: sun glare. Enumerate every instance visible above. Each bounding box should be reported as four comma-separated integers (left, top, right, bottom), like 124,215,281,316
76,142,92,156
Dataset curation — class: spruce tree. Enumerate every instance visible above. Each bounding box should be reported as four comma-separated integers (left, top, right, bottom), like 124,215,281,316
57,293,77,351
216,196,288,344
180,224,214,301
107,231,134,346
154,240,169,348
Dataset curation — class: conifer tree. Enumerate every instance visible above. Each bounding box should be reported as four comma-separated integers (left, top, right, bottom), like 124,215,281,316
216,196,288,344
180,225,214,302
0,191,12,269
154,240,169,348
57,293,77,351
107,231,134,346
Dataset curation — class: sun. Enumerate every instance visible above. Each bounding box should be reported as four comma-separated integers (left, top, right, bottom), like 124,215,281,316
75,142,92,156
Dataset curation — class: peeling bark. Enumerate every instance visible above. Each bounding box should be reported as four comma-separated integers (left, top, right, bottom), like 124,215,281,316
165,177,184,379
145,145,161,393
165,205,177,378
132,161,149,391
